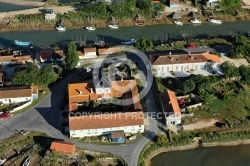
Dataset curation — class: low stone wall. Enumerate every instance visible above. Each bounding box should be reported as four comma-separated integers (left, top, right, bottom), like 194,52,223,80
186,103,202,109
10,100,32,113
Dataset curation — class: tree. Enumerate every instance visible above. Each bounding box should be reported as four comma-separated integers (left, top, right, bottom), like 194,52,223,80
65,42,79,70
13,64,58,86
156,134,168,145
182,79,196,94
219,0,241,8
239,65,250,84
37,65,57,86
13,63,40,86
134,37,154,51
136,0,152,16
220,61,239,79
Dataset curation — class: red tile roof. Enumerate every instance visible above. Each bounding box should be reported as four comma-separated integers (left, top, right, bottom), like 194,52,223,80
68,79,142,112
170,0,179,3
160,90,181,114
50,141,75,155
69,111,144,130
84,47,96,53
150,52,220,65
40,51,53,60
0,86,32,99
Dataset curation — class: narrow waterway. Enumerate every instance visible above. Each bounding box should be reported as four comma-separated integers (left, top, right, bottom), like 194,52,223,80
0,21,249,48
151,144,250,166
0,2,36,12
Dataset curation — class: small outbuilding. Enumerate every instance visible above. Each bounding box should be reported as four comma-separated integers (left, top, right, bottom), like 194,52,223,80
109,131,126,143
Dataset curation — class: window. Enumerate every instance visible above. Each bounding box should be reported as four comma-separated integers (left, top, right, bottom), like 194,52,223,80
139,125,141,127
167,67,169,71
26,98,28,100
94,132,98,134
5,99,7,101
176,66,178,70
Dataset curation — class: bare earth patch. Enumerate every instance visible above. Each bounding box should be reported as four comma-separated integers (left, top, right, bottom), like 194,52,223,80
183,118,219,130
220,55,250,67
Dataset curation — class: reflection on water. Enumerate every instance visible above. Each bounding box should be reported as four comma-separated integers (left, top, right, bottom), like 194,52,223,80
0,2,36,12
0,21,249,47
151,145,250,166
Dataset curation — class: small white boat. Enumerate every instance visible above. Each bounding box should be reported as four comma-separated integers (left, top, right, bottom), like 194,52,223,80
108,24,119,29
0,158,6,165
56,26,66,32
174,21,183,26
21,156,30,166
121,39,136,45
86,26,96,31
191,19,201,24
208,19,222,24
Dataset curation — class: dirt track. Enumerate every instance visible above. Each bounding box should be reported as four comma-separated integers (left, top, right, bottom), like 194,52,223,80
0,6,76,20
0,0,44,6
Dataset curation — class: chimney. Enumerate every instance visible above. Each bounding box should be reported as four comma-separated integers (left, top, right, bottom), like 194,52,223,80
169,51,171,55
121,77,124,83
79,90,82,95
91,88,93,93
207,50,209,54
188,52,190,55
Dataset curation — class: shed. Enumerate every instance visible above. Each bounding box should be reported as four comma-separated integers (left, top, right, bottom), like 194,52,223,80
109,131,125,143
44,9,56,20
169,0,179,8
50,141,75,155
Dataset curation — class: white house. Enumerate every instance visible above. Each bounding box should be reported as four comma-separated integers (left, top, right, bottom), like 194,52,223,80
160,90,182,126
150,52,221,77
68,111,144,138
0,86,38,104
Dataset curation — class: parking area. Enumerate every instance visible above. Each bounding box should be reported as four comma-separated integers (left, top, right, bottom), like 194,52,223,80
220,55,250,67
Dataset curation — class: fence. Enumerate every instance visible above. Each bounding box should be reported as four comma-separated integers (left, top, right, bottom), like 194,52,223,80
186,103,202,110
10,100,32,113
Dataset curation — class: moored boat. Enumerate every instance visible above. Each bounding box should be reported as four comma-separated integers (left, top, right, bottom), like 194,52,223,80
108,24,119,29
208,19,222,24
55,26,66,32
174,21,183,26
86,26,96,31
191,18,201,24
14,40,30,46
21,156,30,166
121,39,136,45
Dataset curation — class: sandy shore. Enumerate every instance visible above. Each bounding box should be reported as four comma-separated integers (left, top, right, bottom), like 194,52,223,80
0,0,44,6
145,138,250,166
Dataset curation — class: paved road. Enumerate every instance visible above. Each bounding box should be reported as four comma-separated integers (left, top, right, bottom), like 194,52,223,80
0,52,162,166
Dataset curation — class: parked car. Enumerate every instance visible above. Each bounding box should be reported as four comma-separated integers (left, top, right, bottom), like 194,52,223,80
0,112,10,119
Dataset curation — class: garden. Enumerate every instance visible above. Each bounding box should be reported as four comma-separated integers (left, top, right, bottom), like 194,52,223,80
156,61,250,127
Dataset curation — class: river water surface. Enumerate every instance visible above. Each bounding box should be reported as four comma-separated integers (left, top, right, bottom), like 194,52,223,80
0,21,250,47
151,144,250,166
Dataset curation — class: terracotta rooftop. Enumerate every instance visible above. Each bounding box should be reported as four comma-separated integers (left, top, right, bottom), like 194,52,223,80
160,90,181,115
170,0,179,3
84,47,96,53
68,78,142,112
16,55,32,61
50,141,75,155
40,51,52,60
69,111,144,130
0,86,32,99
110,131,125,138
150,52,220,65
97,47,121,55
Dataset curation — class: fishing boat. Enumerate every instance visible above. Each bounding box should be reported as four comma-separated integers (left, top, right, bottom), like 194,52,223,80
55,26,66,32
191,18,201,24
208,19,222,24
0,158,6,165
85,15,96,31
108,24,119,29
121,39,136,45
174,21,183,25
86,26,96,31
21,156,30,166
109,16,119,29
14,40,30,46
